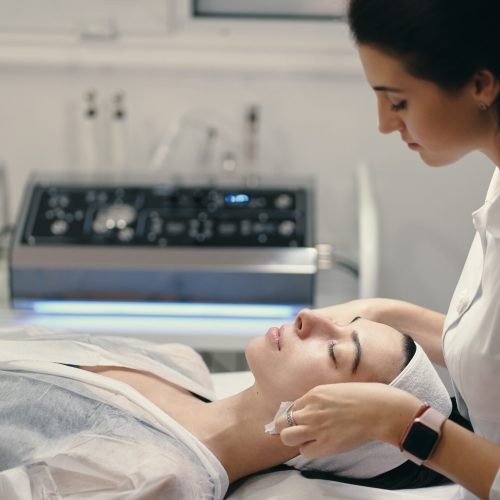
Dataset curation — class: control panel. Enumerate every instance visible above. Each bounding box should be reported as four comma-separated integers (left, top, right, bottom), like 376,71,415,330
21,184,310,248
11,179,316,308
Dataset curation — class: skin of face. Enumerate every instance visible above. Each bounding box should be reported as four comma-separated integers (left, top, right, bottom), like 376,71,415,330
245,309,406,408
358,44,494,167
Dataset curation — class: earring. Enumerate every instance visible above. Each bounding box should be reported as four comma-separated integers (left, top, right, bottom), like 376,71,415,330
479,102,490,111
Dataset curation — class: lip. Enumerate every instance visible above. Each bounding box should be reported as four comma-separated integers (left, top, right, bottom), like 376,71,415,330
406,142,420,150
266,326,281,350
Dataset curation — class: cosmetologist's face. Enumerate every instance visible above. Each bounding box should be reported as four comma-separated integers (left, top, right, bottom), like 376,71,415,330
358,44,486,166
245,310,405,407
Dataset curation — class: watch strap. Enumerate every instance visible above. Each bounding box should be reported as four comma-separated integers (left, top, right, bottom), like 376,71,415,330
419,406,447,432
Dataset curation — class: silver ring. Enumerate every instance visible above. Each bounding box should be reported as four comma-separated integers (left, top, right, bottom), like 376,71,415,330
286,407,297,427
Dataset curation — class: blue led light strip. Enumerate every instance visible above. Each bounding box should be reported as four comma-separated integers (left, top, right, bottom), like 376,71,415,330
30,300,303,319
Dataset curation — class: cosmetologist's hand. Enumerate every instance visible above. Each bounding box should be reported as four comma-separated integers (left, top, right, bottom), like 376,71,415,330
275,382,421,459
314,299,384,326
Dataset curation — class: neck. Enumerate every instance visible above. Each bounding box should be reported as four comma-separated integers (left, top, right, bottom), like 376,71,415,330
480,116,500,166
184,386,299,482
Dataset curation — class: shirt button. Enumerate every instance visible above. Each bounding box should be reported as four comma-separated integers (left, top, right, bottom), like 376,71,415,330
456,289,469,314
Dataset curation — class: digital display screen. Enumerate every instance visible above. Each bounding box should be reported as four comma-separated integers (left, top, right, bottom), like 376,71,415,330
224,194,250,204
404,422,439,459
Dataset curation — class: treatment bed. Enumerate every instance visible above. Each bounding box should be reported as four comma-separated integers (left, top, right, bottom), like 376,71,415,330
0,326,468,499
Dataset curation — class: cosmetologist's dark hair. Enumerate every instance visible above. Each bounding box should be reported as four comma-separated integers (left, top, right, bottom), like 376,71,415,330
348,0,500,118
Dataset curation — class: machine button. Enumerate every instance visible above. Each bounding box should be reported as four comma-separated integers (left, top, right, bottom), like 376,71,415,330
218,222,237,236
50,219,69,235
241,220,252,236
278,220,296,237
253,222,275,234
189,219,213,240
455,289,470,314
97,192,108,203
59,195,70,208
54,208,66,219
166,221,186,235
150,219,163,234
275,193,293,210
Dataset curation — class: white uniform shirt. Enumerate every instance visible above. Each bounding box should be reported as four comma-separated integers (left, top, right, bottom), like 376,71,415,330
443,168,500,500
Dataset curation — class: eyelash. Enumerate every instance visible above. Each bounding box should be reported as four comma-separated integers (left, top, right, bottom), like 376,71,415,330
391,100,407,112
328,341,337,363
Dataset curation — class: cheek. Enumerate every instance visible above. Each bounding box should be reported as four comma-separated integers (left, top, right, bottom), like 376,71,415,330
281,356,335,400
270,374,327,403
245,339,295,402
407,108,446,145
410,102,476,153
249,345,335,404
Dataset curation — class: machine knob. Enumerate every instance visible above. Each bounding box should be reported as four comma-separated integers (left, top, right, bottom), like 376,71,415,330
93,204,137,234
50,219,69,235
274,193,293,210
278,220,295,237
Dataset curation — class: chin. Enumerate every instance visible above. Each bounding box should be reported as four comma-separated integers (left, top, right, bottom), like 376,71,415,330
419,152,461,167
419,147,469,167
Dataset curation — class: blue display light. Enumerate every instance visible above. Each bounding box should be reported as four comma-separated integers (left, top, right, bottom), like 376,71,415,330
224,193,250,204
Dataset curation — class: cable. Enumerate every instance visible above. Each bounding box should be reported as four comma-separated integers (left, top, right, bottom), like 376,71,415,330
315,243,360,278
332,254,360,278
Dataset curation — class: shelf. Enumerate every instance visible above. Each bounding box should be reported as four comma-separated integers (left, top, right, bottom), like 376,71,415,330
0,28,362,76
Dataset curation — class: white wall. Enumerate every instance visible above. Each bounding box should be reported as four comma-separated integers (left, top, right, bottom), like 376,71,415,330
0,40,493,313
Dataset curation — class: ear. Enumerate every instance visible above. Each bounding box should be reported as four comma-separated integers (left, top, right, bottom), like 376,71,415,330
472,69,500,107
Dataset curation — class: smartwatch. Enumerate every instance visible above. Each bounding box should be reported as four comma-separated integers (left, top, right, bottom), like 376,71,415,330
399,404,447,465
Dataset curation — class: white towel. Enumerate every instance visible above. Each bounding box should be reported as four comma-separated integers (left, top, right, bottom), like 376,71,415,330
390,343,451,416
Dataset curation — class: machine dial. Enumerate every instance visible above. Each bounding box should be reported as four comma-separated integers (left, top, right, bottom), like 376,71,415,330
50,219,69,235
93,204,137,234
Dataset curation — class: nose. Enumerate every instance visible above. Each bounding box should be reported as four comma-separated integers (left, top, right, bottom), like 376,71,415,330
294,309,335,339
377,97,404,135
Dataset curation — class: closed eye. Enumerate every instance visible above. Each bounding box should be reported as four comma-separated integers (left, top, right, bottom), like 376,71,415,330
391,100,407,112
328,341,337,368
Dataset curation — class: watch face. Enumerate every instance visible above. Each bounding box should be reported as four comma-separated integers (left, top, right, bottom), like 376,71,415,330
403,422,439,460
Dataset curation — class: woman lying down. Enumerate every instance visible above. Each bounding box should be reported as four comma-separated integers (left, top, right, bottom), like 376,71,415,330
0,310,453,499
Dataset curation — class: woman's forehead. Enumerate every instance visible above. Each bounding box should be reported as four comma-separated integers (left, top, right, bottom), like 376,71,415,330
356,320,405,358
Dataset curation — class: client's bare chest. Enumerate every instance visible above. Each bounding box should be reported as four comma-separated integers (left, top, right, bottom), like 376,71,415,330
80,365,204,422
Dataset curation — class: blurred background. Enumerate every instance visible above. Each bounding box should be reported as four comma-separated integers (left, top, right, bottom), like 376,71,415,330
0,0,492,339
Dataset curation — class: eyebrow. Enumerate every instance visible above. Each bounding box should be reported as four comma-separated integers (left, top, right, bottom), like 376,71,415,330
372,85,404,93
351,331,362,375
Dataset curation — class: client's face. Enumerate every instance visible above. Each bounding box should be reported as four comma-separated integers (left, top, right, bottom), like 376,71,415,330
246,309,406,406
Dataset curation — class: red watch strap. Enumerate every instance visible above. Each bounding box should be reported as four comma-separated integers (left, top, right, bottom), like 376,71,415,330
398,403,431,451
